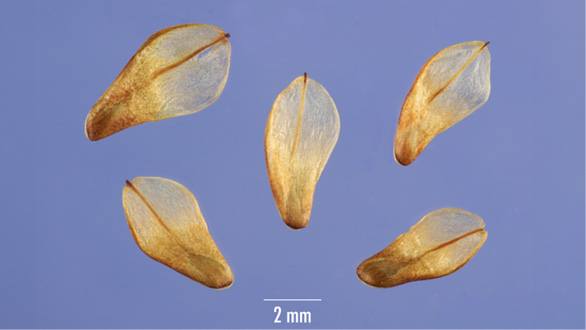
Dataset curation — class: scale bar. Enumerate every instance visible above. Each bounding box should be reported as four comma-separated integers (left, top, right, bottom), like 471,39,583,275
263,298,322,302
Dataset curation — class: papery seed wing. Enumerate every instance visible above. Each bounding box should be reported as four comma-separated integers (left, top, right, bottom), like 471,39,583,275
400,208,486,257
152,28,231,119
265,73,340,230
122,177,234,289
356,208,486,288
394,41,491,165
85,24,231,141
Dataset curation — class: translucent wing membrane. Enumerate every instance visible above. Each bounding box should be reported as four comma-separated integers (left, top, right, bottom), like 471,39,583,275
394,41,491,165
265,73,340,230
122,177,234,289
85,24,231,141
356,208,487,288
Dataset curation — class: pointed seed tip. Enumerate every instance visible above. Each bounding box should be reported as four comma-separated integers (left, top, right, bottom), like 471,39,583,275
217,279,235,290
394,153,411,166
286,222,307,230
225,33,230,38
85,126,97,141
356,265,385,289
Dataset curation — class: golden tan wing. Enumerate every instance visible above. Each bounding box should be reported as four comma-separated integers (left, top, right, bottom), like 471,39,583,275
394,41,491,165
122,177,233,289
357,208,487,288
265,73,340,229
86,24,231,141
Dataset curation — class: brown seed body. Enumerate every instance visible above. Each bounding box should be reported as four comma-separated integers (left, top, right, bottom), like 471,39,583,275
394,41,491,165
86,24,231,141
265,73,340,229
122,177,234,289
357,208,487,288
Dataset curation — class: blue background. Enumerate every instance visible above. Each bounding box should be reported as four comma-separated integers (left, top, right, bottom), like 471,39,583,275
1,1,584,328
